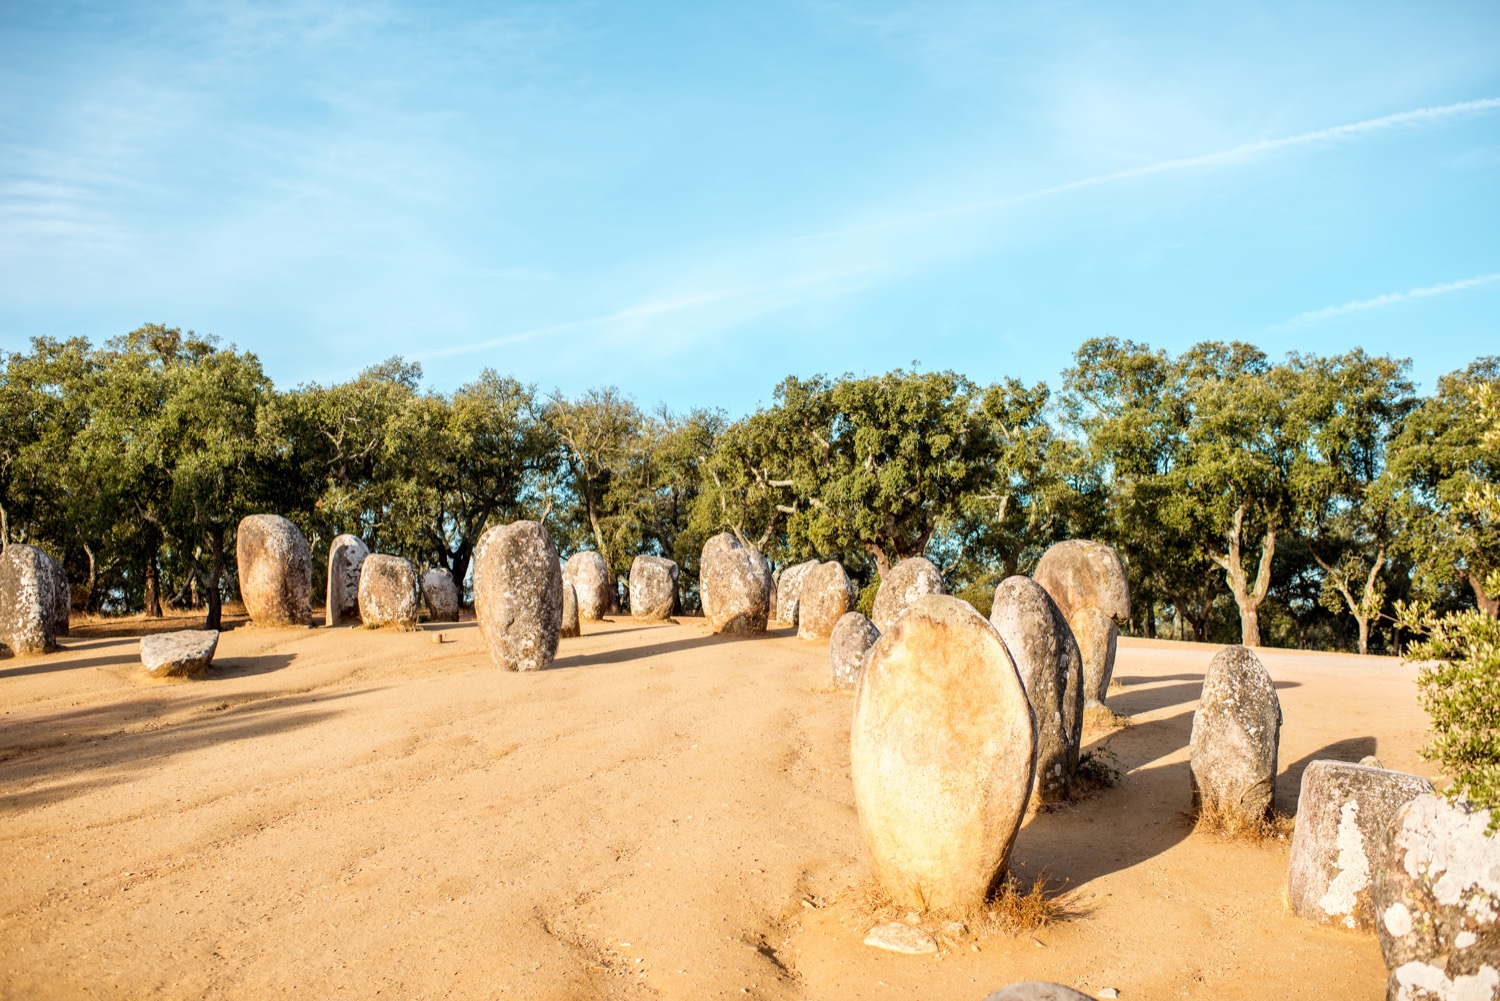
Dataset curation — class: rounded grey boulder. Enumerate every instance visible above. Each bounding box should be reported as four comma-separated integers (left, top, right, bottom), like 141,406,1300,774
358,554,420,629
700,532,771,635
563,551,613,620
39,548,69,637
797,561,855,642
871,557,945,635
236,514,312,626
1032,540,1130,706
560,581,580,638
829,611,880,688
851,594,1035,912
983,984,1099,1001
0,544,67,655
420,567,460,622
473,521,564,671
990,575,1084,804
140,630,219,678
1287,760,1434,931
1189,645,1281,827
629,555,679,620
774,559,820,625
325,534,369,626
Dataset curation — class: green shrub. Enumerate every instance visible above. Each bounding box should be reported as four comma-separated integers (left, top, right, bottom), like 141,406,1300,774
856,580,879,619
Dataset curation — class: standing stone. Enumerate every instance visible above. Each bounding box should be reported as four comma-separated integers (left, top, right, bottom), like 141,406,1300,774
38,548,69,637
420,568,460,623
852,595,1036,912
629,555,679,621
564,551,613,620
700,532,771,635
560,581,580,638
237,514,312,626
473,521,564,671
0,544,66,655
798,561,855,642
325,534,369,626
1032,540,1130,706
1189,645,1282,827
1288,760,1434,930
358,555,420,629
1375,794,1500,1001
774,559,820,624
871,557,945,635
830,611,880,688
990,576,1085,803
140,630,219,678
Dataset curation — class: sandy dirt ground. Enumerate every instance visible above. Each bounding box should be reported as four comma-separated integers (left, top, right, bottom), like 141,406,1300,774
1,610,1431,1000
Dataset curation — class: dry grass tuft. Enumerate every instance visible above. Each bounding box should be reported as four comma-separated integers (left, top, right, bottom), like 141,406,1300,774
1083,704,1133,732
842,872,1069,945
1191,802,1296,843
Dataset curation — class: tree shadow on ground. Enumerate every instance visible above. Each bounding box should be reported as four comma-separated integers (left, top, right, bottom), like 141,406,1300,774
1106,677,1302,716
0,648,142,678
1275,735,1379,815
550,629,768,671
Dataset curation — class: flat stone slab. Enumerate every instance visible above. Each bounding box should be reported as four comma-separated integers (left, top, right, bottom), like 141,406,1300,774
863,922,937,954
140,630,219,677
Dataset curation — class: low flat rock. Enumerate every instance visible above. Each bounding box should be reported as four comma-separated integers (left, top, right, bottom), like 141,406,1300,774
1189,645,1281,827
140,630,219,678
863,922,937,955
983,984,1100,1001
829,611,879,688
870,557,944,634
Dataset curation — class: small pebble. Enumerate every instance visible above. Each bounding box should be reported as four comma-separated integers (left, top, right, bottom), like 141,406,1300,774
1099,990,1120,998
431,633,445,644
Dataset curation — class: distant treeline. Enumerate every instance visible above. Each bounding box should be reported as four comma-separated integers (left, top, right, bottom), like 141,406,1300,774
2,325,1495,653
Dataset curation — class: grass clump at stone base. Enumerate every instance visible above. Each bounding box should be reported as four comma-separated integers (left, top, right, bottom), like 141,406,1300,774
1082,704,1132,732
1070,744,1124,797
1191,802,1296,843
846,873,1066,943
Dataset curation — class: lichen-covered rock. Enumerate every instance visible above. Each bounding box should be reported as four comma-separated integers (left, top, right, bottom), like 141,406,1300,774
563,551,613,620
140,630,219,678
38,548,69,637
473,521,564,671
0,544,66,655
871,557,945,634
830,611,880,688
774,559,820,624
420,567,460,622
560,581,580,638
1032,540,1130,706
851,594,1036,912
325,534,368,626
236,514,312,626
983,985,1100,1001
1288,760,1434,930
1375,794,1500,1001
1189,645,1281,827
798,561,855,642
990,575,1084,804
629,555,679,620
700,532,771,635
358,555,420,629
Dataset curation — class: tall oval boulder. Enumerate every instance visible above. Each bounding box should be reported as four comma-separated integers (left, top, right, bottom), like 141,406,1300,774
420,568,460,622
1032,540,1130,706
700,532,771,635
852,594,1036,912
325,534,369,626
564,551,613,621
560,581,580,639
629,555,679,620
775,559,820,625
237,514,312,626
39,548,69,637
0,544,66,655
990,576,1084,803
358,554,420,629
798,561,855,642
473,521,563,672
830,611,880,688
871,557,945,635
1287,760,1434,930
1189,645,1281,828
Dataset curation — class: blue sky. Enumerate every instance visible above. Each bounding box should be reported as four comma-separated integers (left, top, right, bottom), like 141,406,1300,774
2,1,1497,414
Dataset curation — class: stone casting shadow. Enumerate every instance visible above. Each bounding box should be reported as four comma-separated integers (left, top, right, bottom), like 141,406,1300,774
1274,735,1379,815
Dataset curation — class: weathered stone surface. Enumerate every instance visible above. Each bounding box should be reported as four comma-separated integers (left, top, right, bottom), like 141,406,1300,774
325,534,368,626
863,922,937,954
1189,645,1281,826
798,561,855,642
700,532,771,635
1288,760,1434,931
851,594,1036,912
420,568,460,622
473,521,564,672
560,581,580,638
0,544,66,655
1375,794,1500,1001
38,548,69,637
236,514,312,626
358,554,420,629
629,555,679,620
774,559,820,624
563,551,613,620
983,984,1100,1001
1032,540,1130,706
871,557,945,635
990,575,1084,803
140,630,219,678
830,611,880,688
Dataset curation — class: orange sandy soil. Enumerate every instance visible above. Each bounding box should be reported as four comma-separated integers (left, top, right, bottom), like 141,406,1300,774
0,611,1429,1000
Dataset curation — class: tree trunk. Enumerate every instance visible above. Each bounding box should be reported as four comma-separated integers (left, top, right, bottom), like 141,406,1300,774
83,544,98,613
0,501,8,548
204,528,225,631
1212,504,1275,648
1466,572,1500,619
865,542,892,581
144,555,163,618
1356,615,1371,656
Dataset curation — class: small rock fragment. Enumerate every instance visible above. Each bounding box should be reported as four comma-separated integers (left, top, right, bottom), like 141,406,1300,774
863,922,938,955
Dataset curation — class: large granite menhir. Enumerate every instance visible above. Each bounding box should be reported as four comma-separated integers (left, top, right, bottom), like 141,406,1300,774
564,551,613,620
421,568,460,622
325,534,368,626
829,611,879,689
699,532,771,635
0,544,67,655
1032,540,1129,706
798,561,855,642
358,554,420,629
870,557,944,634
473,520,564,672
237,514,312,626
775,559,819,625
1189,645,1281,828
629,556,678,620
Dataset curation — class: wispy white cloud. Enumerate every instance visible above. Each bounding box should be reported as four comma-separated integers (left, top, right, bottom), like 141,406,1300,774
1281,272,1500,326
